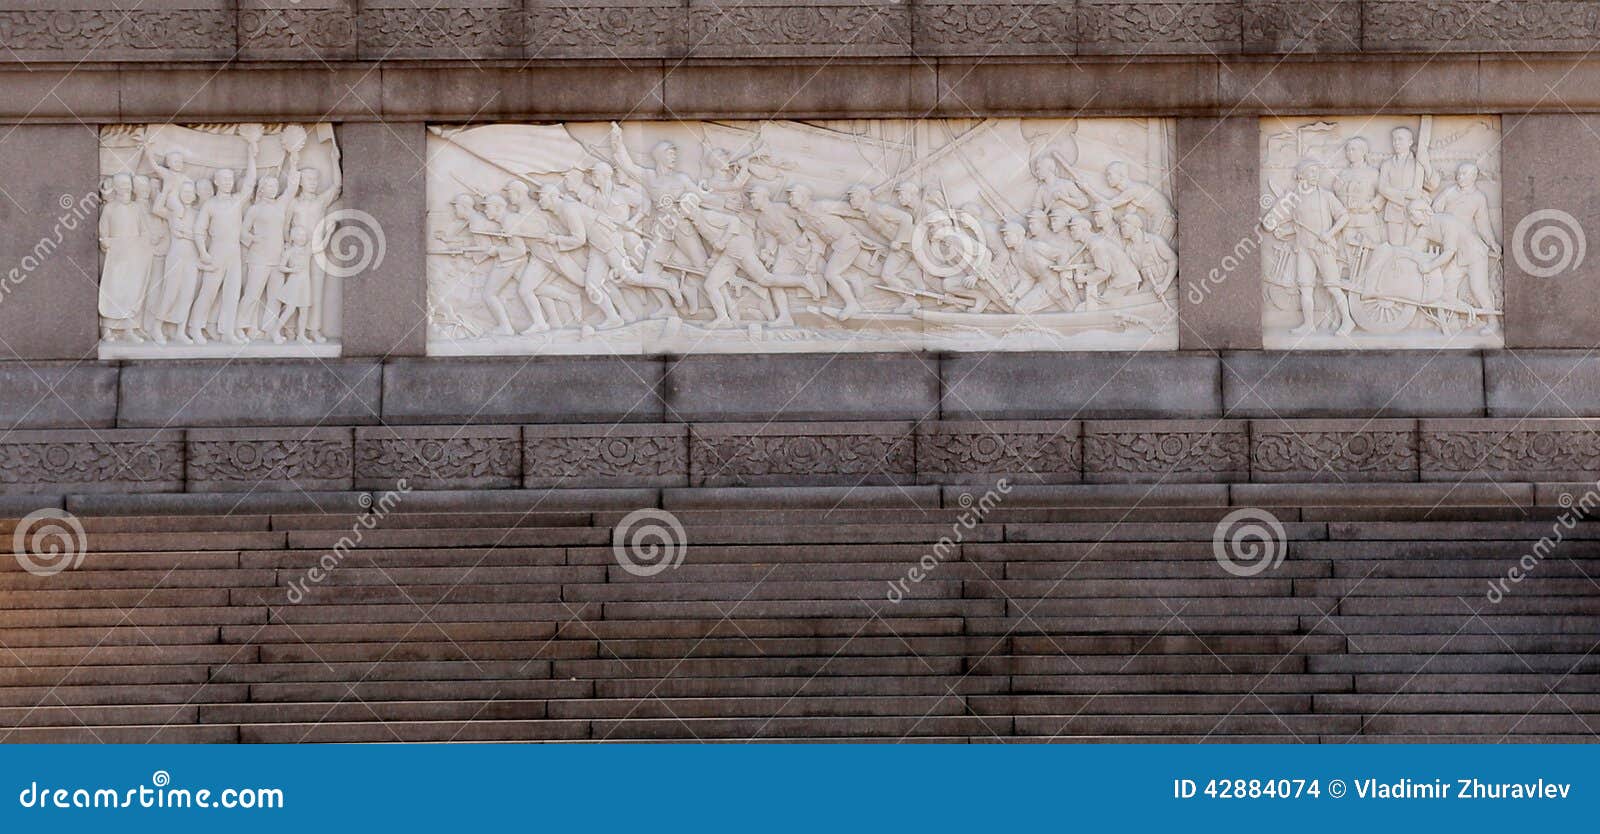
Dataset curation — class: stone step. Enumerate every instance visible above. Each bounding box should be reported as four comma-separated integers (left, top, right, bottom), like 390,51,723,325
594,676,1006,699
589,715,1010,740
1013,714,1359,736
0,607,263,629
209,661,554,684
241,720,593,743
0,645,258,667
0,725,239,743
241,547,569,569
248,680,594,703
222,622,559,644
546,695,967,720
0,684,248,707
0,552,240,572
0,569,275,590
259,641,596,664
553,657,964,679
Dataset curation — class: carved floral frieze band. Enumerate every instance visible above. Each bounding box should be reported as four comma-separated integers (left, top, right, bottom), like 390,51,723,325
1259,115,1503,350
425,118,1179,354
97,124,344,359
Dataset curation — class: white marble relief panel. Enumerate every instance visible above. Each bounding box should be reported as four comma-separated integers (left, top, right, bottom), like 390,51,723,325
98,124,343,359
425,118,1179,355
1260,115,1503,350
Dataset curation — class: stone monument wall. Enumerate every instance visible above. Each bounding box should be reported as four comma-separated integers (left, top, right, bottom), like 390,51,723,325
2,1,1600,497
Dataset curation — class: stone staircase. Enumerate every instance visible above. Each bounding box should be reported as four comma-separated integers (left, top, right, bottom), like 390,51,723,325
1,490,1596,743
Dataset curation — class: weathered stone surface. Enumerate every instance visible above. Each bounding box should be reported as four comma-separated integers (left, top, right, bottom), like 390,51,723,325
1242,0,1360,53
667,354,937,423
1501,114,1600,349
1222,352,1485,418
356,425,520,490
359,0,523,60
935,58,1215,115
1421,418,1600,482
1083,419,1248,483
0,124,99,361
187,428,354,493
913,2,1077,57
915,420,1081,485
524,424,687,489
0,363,117,430
943,353,1220,420
0,429,183,495
118,361,382,427
117,68,382,123
662,62,937,118
381,65,669,122
1251,419,1419,483
382,357,663,424
1177,116,1261,350
1485,350,1600,417
337,122,427,358
690,422,916,487
1218,58,1481,115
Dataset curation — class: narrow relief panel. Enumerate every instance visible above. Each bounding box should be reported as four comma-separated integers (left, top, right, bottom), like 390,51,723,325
425,118,1179,355
1260,115,1503,350
97,124,344,359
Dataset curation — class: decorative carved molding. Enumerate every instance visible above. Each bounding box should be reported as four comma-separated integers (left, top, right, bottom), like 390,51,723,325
1251,420,1417,482
426,118,1179,355
187,428,353,491
1083,420,1247,482
0,8,233,57
915,420,1082,483
356,426,521,488
239,5,358,56
1364,0,1600,52
1421,419,1600,481
97,123,343,359
1260,115,1503,350
1078,0,1241,54
915,4,1078,55
690,423,915,486
0,430,183,494
1242,1,1360,53
524,424,687,488
687,4,910,56
360,6,523,57
526,3,681,58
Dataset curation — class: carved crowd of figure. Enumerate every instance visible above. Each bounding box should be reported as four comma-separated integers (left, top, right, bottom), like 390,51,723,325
98,125,341,346
1263,125,1502,338
434,123,1178,337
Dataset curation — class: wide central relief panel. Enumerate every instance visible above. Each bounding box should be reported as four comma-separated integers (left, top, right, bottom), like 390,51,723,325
426,119,1178,355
